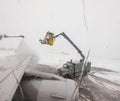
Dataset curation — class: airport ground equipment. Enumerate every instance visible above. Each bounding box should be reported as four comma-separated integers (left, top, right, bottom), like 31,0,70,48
40,32,91,78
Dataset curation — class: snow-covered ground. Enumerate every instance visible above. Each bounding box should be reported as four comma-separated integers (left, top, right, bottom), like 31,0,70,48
90,57,120,72
80,67,120,101
93,70,120,84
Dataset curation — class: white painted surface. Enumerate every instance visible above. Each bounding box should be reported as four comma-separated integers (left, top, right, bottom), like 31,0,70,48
0,55,31,101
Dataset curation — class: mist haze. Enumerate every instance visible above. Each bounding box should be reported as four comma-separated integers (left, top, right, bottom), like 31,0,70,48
0,0,120,67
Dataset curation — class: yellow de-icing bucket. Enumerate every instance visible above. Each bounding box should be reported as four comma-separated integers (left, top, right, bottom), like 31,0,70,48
46,32,54,45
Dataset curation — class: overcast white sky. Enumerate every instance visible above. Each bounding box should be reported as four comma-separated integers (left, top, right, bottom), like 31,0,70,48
0,0,120,62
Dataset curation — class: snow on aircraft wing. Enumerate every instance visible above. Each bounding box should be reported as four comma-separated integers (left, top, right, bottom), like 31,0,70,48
0,55,31,101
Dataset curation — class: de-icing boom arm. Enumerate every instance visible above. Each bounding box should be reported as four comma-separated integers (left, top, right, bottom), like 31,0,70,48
54,32,85,60
0,34,24,40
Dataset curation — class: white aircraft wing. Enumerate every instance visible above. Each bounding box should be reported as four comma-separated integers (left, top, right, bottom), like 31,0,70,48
0,55,31,101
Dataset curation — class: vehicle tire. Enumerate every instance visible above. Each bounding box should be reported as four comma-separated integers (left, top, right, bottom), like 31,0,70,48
64,74,71,78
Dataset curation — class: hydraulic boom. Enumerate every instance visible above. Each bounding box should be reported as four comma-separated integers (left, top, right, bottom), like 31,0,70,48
0,34,24,40
54,32,85,60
